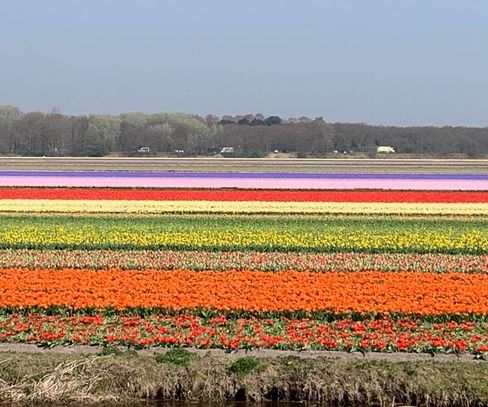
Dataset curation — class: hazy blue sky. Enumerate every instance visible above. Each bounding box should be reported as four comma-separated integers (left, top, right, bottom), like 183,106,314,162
1,0,487,126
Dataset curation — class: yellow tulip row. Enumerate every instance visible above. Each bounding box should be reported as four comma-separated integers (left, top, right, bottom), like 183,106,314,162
0,225,485,253
0,199,487,215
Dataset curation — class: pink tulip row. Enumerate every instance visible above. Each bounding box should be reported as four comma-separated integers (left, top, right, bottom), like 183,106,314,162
0,175,487,190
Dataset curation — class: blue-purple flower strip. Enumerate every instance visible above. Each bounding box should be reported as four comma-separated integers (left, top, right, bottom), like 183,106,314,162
0,171,487,180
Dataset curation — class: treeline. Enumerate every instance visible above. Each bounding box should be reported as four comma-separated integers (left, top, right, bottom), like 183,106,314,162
0,105,487,157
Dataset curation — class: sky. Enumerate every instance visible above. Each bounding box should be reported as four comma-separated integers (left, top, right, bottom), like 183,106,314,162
1,0,487,126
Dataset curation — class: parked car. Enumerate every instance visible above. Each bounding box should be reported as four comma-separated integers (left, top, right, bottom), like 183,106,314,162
220,147,235,154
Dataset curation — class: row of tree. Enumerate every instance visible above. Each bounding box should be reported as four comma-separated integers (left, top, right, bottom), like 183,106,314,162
0,105,487,157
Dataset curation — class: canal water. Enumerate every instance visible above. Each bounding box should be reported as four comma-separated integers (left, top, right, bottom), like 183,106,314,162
2,403,314,407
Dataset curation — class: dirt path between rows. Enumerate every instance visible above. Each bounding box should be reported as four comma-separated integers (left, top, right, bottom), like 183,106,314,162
0,343,484,363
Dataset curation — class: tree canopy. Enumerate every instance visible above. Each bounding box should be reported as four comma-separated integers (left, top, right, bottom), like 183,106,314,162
0,106,486,157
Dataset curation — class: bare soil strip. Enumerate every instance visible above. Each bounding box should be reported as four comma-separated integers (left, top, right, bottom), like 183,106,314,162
2,156,488,172
0,343,483,363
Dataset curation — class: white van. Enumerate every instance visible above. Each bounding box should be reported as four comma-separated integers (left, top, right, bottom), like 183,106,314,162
376,146,395,154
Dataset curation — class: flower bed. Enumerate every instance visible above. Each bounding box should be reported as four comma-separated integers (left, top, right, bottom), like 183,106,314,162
1,268,487,314
1,312,486,354
0,249,486,273
0,170,486,355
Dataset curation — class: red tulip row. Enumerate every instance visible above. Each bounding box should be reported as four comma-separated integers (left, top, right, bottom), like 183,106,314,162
1,312,486,354
0,187,487,202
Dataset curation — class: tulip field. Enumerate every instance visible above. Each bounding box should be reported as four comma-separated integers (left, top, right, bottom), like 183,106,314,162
0,167,487,355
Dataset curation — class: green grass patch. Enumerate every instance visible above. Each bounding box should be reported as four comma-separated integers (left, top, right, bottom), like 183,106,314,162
229,357,261,377
155,348,195,367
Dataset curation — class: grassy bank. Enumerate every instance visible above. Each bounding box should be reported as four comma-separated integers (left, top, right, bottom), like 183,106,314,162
0,349,487,405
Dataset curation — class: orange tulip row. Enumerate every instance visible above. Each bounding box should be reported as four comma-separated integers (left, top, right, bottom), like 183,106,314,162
0,268,487,315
